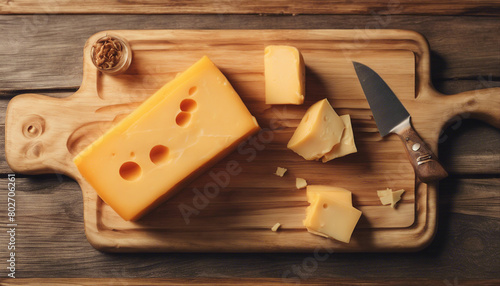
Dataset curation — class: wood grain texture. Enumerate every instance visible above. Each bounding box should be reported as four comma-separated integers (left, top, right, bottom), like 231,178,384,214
0,176,497,278
440,119,500,175
4,29,424,252
1,0,500,15
4,29,500,253
0,278,499,285
0,15,499,92
0,12,499,282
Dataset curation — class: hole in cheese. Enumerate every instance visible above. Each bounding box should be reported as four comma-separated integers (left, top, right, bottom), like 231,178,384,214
130,151,135,157
180,98,198,112
119,161,142,181
150,145,169,165
188,86,197,96
323,203,328,209
175,111,191,127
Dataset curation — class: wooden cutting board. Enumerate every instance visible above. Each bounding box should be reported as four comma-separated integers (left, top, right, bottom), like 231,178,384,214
5,30,500,252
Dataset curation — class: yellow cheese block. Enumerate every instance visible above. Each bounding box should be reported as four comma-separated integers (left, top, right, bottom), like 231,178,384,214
322,114,358,162
264,45,305,105
303,185,361,243
306,185,352,205
304,194,362,243
287,99,345,160
74,56,260,221
304,185,352,229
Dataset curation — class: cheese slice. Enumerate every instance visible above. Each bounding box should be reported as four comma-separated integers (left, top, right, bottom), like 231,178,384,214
73,56,260,221
304,191,362,243
264,45,305,105
377,188,405,208
322,114,357,162
390,189,405,208
379,194,393,206
377,188,392,198
287,99,345,160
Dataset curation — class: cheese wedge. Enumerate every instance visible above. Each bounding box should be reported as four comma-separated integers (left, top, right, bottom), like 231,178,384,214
264,45,305,105
287,99,345,160
73,56,260,221
322,114,357,162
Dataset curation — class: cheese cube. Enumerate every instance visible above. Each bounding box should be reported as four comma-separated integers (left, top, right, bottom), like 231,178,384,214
287,99,345,160
73,56,260,221
322,114,357,162
264,45,305,105
304,185,352,230
306,185,352,205
304,193,362,243
304,185,361,243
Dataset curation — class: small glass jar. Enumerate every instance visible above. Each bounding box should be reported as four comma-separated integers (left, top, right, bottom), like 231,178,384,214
90,34,132,75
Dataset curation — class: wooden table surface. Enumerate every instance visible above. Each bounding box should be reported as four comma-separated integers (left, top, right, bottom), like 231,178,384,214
0,1,499,285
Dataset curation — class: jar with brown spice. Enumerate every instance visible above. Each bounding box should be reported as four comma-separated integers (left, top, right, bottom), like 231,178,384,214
91,34,132,75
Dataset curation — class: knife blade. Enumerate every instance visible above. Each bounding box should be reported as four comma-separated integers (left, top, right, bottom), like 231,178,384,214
353,61,448,183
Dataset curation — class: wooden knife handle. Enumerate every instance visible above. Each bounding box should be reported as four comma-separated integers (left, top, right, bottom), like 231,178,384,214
395,123,448,183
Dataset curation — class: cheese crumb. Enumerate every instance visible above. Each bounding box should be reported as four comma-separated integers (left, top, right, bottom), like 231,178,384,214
296,177,307,189
271,222,281,232
377,188,405,208
274,167,287,177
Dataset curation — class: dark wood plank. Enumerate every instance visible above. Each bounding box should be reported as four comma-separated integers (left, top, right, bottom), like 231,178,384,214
439,177,500,219
0,278,499,285
1,0,500,16
440,119,500,175
0,15,499,92
0,176,498,278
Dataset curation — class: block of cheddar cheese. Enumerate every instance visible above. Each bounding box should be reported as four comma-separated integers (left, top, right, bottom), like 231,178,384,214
287,98,345,160
304,185,362,243
264,45,305,105
74,56,260,221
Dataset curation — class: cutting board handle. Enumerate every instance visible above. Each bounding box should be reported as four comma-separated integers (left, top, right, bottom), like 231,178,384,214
435,87,500,130
5,93,77,176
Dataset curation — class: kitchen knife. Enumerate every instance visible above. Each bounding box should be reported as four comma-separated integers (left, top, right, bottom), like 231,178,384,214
353,61,448,183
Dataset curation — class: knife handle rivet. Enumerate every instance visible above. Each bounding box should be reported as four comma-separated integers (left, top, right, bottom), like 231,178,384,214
405,137,410,141
412,143,421,151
